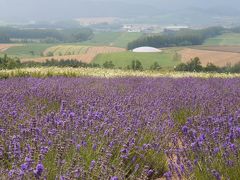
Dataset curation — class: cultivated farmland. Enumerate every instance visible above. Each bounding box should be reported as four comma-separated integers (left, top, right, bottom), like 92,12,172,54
0,76,240,179
179,48,240,67
4,44,54,58
204,33,240,46
192,45,240,53
0,44,22,52
93,51,178,69
43,45,89,56
22,46,125,63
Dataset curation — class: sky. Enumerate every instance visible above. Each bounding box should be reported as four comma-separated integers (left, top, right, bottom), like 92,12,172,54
0,0,240,22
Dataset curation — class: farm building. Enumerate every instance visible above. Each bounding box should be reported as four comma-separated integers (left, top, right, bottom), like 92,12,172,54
132,46,162,53
164,25,189,31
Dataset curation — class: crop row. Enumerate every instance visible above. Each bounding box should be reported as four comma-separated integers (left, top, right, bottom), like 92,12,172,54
44,46,89,56
0,77,239,179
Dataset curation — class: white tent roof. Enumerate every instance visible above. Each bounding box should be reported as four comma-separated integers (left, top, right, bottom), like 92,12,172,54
132,46,162,53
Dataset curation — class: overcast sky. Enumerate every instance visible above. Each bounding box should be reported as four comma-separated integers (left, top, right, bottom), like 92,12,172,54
0,0,240,21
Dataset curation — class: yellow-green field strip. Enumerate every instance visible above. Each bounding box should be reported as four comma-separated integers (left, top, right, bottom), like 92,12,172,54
0,67,239,79
44,45,90,56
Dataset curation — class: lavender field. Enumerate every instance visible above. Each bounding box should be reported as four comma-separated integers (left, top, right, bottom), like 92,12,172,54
0,77,240,179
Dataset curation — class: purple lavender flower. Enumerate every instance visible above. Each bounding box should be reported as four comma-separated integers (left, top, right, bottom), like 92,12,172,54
134,164,140,172
121,148,128,154
90,160,96,169
212,170,221,180
92,144,97,151
182,125,188,134
147,169,154,177
111,176,118,180
76,144,81,151
69,112,75,118
1,77,240,179
8,169,15,177
21,163,28,171
34,163,44,177
213,147,220,155
163,171,172,180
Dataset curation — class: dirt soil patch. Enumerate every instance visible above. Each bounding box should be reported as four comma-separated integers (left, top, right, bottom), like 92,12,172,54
179,48,240,67
0,44,22,52
192,45,240,53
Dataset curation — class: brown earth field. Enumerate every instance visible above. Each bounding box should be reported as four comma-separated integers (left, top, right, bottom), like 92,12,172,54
22,46,125,63
0,44,22,52
192,45,240,53
179,48,240,67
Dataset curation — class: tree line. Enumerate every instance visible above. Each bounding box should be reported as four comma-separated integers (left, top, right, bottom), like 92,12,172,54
175,57,240,73
0,27,93,43
0,55,99,69
127,27,224,50
1,54,240,73
0,55,21,69
0,55,161,71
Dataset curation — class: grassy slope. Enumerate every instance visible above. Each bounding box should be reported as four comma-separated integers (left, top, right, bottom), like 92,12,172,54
204,33,240,45
93,50,179,69
3,44,54,58
79,32,143,48
1,32,141,58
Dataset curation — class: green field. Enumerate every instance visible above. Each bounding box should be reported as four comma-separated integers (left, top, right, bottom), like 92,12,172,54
204,33,240,45
79,32,143,48
3,44,54,58
0,32,141,58
93,50,179,69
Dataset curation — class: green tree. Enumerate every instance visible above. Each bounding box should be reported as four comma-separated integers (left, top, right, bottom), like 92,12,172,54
103,61,115,69
175,63,188,71
127,27,224,50
150,62,162,71
175,57,203,72
131,60,143,71
0,55,21,69
205,63,220,72
186,57,203,72
230,62,240,73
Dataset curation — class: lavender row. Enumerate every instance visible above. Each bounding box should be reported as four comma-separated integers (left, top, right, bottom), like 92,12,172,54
0,77,239,179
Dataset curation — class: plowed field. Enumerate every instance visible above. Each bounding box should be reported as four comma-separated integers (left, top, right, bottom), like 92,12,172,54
179,48,240,67
22,46,125,63
0,44,22,52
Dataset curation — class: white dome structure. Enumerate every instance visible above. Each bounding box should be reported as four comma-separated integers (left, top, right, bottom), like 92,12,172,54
132,46,162,53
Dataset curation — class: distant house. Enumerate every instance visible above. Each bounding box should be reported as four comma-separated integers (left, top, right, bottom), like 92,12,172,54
123,25,141,32
164,25,189,32
123,24,158,33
